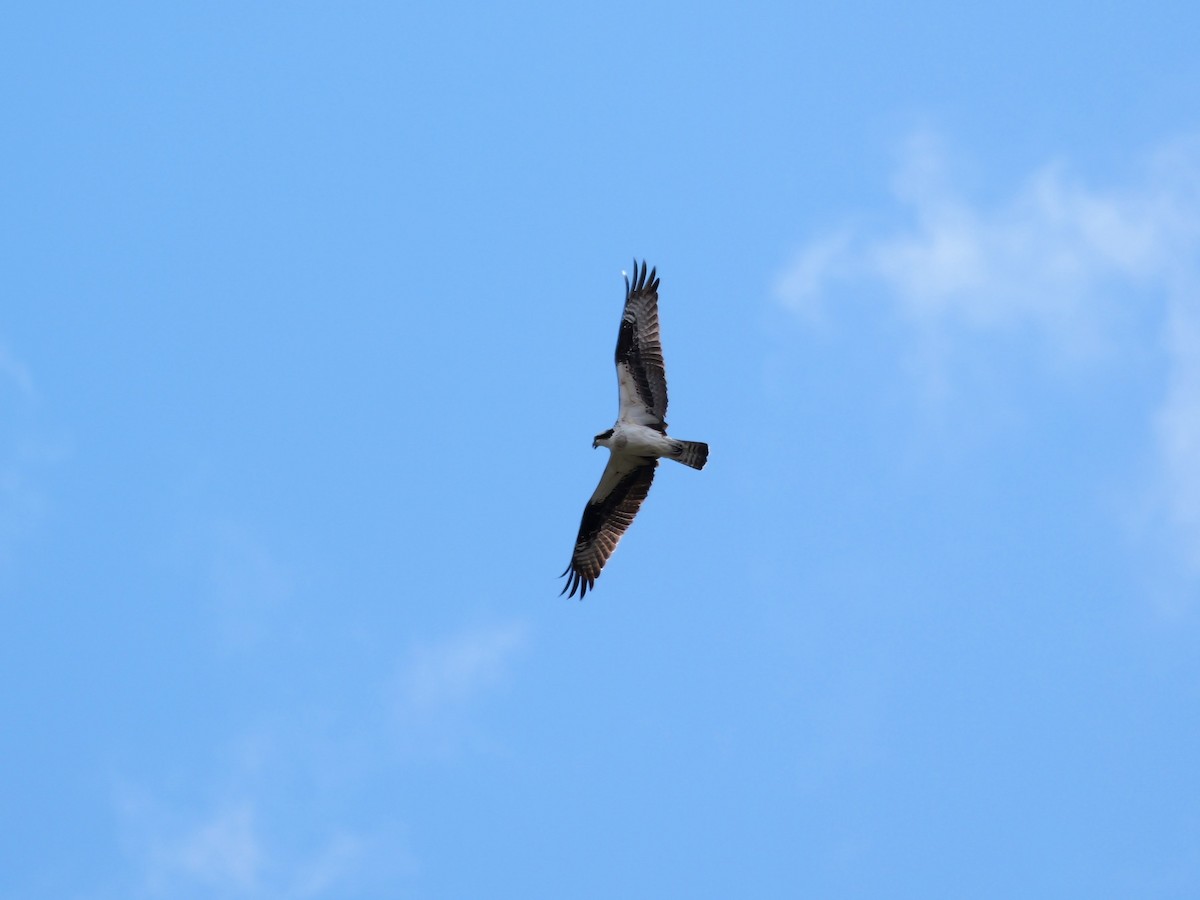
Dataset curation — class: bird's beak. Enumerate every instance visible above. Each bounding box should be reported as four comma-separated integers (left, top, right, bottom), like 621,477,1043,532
591,440,598,449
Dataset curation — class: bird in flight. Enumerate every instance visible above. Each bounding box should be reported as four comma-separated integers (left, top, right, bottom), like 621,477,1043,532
561,260,709,598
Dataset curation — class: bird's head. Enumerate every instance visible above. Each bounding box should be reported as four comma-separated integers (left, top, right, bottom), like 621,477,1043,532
592,428,614,449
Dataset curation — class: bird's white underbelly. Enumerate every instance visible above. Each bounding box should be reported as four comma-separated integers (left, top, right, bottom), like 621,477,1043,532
612,423,674,456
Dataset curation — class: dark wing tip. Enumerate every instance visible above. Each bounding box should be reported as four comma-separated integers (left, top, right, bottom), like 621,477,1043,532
625,258,639,299
626,259,657,299
559,563,593,600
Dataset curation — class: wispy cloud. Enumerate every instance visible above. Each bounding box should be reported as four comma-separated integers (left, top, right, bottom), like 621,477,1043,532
288,832,371,899
153,803,262,895
1155,275,1200,570
388,620,530,759
205,522,294,650
117,785,410,899
0,343,36,401
116,624,529,894
775,132,1200,575
118,792,263,897
399,621,529,712
0,340,65,568
778,132,1194,343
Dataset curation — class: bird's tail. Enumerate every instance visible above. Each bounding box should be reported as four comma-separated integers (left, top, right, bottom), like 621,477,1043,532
671,440,709,470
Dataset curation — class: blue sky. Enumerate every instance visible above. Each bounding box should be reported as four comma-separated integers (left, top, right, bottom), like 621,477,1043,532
4,3,1200,897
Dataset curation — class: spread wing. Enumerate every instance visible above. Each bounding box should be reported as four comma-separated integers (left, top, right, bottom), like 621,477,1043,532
561,455,658,599
615,260,669,431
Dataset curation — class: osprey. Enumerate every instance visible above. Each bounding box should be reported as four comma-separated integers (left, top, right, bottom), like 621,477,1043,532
560,260,709,598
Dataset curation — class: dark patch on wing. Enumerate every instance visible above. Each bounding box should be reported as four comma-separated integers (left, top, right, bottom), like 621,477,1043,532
614,259,669,422
560,460,658,599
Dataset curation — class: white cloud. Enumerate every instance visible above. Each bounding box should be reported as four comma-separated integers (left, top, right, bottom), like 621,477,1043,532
118,786,406,899
776,132,1200,573
112,624,527,897
117,792,263,897
0,343,36,400
206,522,294,650
779,133,1193,347
158,803,263,894
399,621,529,712
772,229,853,324
0,341,65,568
288,832,367,898
1155,281,1200,569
